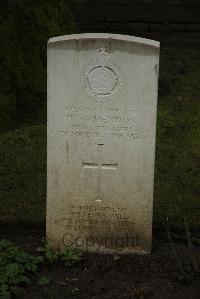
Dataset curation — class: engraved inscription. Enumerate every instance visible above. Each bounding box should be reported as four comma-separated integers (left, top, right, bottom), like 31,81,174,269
53,105,151,141
56,205,135,232
82,144,118,201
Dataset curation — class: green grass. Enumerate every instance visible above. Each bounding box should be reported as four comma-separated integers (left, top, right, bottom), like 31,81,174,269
0,47,199,230
154,47,200,230
0,125,46,225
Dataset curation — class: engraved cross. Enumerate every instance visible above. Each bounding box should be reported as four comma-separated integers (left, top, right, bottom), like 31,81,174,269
82,144,118,201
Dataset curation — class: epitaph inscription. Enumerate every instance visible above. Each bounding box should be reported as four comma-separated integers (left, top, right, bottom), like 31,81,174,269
55,205,135,232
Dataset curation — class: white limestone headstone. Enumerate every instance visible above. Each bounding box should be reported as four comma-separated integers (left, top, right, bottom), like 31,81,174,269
47,33,160,254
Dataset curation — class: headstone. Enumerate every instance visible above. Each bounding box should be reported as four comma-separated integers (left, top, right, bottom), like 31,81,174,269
47,33,160,254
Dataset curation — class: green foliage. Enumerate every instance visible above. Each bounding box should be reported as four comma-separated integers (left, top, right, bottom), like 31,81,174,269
0,125,46,224
154,47,200,229
37,241,58,264
0,239,81,298
0,239,43,298
0,0,77,132
38,276,49,286
37,241,81,266
0,93,16,133
59,248,82,267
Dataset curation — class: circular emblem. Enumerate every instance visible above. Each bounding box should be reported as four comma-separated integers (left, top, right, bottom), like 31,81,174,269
87,66,118,95
82,61,122,103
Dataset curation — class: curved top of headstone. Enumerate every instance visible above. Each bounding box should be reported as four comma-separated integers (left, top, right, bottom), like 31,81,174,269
48,33,160,48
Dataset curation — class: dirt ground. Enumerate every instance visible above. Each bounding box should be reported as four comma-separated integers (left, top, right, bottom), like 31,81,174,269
0,226,200,299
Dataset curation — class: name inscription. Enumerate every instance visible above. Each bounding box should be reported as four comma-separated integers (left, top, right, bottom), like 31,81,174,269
56,105,151,140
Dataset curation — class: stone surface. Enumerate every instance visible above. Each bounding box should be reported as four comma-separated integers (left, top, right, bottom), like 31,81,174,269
47,33,160,254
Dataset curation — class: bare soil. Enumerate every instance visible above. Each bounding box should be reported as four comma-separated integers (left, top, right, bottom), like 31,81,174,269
1,226,200,299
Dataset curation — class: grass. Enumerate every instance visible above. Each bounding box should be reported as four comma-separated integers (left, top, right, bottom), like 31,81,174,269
0,47,199,230
154,47,200,230
0,125,46,225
